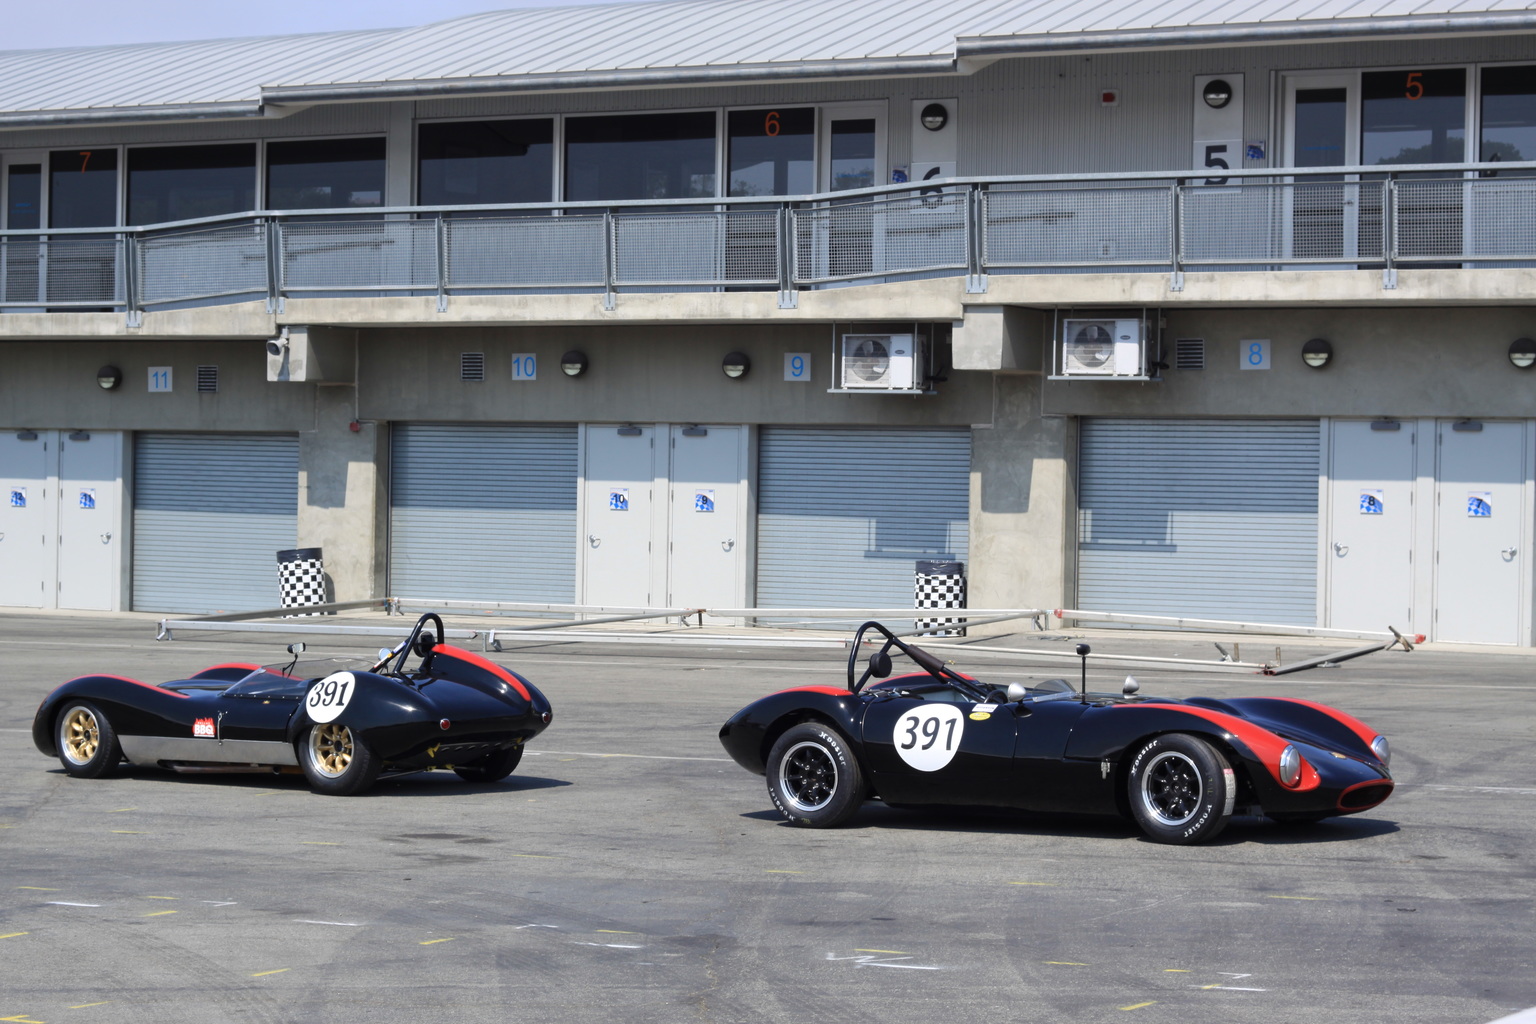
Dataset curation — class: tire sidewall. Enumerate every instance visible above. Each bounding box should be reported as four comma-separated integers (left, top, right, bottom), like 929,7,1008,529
765,722,865,828
1127,733,1232,844
454,744,524,783
56,700,119,778
299,722,380,796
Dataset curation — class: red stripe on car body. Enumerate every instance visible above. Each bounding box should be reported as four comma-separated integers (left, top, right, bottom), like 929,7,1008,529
431,646,531,700
1116,703,1320,790
771,685,849,697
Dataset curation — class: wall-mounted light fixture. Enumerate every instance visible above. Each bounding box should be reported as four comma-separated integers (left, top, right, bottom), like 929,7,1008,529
1202,79,1233,108
15,430,38,441
1302,338,1333,369
722,352,751,379
1452,419,1484,433
1509,337,1536,369
616,425,642,437
920,103,949,132
96,365,122,390
68,431,91,442
560,350,589,377
681,425,708,437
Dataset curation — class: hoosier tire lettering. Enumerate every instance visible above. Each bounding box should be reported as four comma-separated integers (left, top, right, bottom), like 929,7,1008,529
1127,733,1233,845
764,722,869,828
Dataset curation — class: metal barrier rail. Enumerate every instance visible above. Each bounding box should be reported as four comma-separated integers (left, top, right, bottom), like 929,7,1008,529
5,161,1534,317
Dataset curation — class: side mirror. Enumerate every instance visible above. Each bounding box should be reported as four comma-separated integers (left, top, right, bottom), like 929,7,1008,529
1122,675,1140,696
377,647,394,662
868,651,892,678
287,642,306,655
1006,681,1029,702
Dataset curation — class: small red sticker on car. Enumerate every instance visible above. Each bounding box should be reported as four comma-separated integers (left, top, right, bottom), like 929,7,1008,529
193,718,215,738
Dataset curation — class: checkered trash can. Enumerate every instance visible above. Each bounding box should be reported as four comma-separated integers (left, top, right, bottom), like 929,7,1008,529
914,559,966,636
277,547,327,617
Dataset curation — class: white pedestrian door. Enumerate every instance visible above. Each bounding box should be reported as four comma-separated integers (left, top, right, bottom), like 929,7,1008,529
667,425,746,612
1434,421,1527,644
1327,421,1416,632
582,425,659,607
0,431,52,608
56,432,120,610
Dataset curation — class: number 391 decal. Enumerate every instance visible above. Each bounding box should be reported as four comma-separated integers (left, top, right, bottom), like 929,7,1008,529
893,704,965,772
305,671,356,723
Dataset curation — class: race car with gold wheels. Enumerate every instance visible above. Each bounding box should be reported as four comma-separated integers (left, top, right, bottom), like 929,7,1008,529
34,613,551,796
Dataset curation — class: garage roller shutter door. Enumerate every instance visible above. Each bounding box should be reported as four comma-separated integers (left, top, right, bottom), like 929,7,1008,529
758,427,970,610
389,423,577,602
1078,419,1319,625
132,433,298,613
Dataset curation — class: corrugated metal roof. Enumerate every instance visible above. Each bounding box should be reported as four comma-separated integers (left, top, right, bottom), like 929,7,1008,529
2,0,1533,123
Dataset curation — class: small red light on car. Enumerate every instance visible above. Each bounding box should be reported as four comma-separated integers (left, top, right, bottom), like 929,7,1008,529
439,718,451,730
541,711,552,725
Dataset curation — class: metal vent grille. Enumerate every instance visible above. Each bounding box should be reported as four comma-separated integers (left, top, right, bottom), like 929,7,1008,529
1174,339,1205,370
460,352,486,381
196,365,219,392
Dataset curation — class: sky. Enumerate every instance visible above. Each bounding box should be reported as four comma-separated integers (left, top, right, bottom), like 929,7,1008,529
6,0,657,51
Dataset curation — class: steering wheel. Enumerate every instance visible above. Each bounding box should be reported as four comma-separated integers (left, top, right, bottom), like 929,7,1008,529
845,620,989,701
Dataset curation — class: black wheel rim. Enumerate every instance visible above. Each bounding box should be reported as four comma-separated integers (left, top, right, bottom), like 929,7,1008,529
778,741,837,813
1139,751,1202,826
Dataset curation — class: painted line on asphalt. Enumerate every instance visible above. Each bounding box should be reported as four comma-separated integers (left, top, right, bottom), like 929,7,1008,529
143,911,176,918
296,920,362,927
596,930,637,935
764,870,804,875
68,1003,110,1009
1009,881,1057,886
250,969,289,977
419,938,455,945
1045,961,1089,966
107,808,136,813
0,932,29,939
0,1013,47,1022
1416,784,1536,795
1120,1002,1158,1011
855,949,910,955
109,831,146,835
1265,895,1325,901
143,896,178,900
46,903,100,908
525,749,733,763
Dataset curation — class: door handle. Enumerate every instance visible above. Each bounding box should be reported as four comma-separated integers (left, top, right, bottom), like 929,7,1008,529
101,532,112,544
588,534,600,548
1333,542,1348,556
721,538,735,552
1502,547,1517,560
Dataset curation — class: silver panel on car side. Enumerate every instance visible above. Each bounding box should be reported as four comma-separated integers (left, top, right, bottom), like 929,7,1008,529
119,736,299,767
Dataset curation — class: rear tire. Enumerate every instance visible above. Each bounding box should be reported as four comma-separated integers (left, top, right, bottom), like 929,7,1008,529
300,722,381,796
1126,733,1234,844
453,745,523,783
56,701,121,778
765,722,867,828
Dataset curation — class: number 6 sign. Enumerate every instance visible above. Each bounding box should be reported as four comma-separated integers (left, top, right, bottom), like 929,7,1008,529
306,672,356,723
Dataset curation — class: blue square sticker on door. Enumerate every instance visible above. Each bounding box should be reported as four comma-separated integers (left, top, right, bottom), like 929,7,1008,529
9,487,24,508
1467,491,1492,517
694,489,715,513
609,489,629,512
79,489,96,510
1359,490,1383,514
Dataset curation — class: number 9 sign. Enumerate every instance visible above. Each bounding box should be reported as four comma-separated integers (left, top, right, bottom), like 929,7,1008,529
306,671,356,723
893,704,965,772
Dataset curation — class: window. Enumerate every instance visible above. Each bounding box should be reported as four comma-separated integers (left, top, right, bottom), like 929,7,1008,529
727,108,814,196
128,144,256,225
1361,68,1466,167
418,119,553,207
828,119,877,191
565,112,716,202
49,149,117,228
6,165,41,229
1481,65,1536,170
267,137,386,210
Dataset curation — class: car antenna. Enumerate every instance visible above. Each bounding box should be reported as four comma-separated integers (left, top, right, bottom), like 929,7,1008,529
1076,643,1091,702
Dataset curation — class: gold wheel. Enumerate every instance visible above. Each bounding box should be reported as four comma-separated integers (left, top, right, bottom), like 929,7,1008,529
307,723,355,778
62,707,100,766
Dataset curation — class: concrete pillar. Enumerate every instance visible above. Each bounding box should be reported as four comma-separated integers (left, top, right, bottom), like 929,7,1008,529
385,101,415,208
967,373,1075,626
296,386,386,603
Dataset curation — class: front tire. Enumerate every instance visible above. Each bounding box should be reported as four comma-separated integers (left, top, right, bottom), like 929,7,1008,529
453,745,523,783
56,701,122,778
300,722,381,796
1127,733,1234,844
765,722,868,827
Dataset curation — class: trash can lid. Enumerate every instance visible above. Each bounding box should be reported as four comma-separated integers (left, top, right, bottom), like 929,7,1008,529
916,559,964,575
276,547,323,563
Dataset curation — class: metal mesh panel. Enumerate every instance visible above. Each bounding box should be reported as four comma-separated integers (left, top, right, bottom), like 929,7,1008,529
612,210,780,287
1180,180,1388,264
445,214,605,288
792,194,966,284
42,236,123,306
1461,177,1536,261
281,218,437,291
1394,178,1469,262
0,239,40,304
137,224,264,305
983,185,1171,267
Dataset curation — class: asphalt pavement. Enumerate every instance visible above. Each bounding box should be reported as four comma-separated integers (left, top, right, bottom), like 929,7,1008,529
1,611,1533,1023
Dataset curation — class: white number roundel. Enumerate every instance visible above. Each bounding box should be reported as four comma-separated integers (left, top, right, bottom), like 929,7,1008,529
893,704,965,772
305,671,356,723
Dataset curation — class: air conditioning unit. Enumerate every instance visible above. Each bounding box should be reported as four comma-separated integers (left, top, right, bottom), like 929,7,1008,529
1060,319,1144,377
841,333,919,389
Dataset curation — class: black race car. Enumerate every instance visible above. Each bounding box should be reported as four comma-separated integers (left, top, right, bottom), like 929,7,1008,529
34,614,552,796
719,622,1394,844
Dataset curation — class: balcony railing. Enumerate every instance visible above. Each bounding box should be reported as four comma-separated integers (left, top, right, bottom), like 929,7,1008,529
2,161,1533,320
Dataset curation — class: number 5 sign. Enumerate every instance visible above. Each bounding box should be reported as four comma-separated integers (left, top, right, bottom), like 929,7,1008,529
1192,73,1245,186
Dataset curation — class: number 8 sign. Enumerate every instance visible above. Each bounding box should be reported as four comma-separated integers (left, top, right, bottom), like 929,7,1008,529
893,704,965,772
306,671,356,723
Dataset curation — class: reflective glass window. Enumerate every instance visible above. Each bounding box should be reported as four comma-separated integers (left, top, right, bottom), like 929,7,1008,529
565,112,716,202
1481,65,1536,169
829,119,877,191
1293,88,1348,169
6,165,41,229
49,149,118,228
418,119,554,206
727,108,814,196
127,144,256,225
267,137,386,209
1362,68,1466,166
